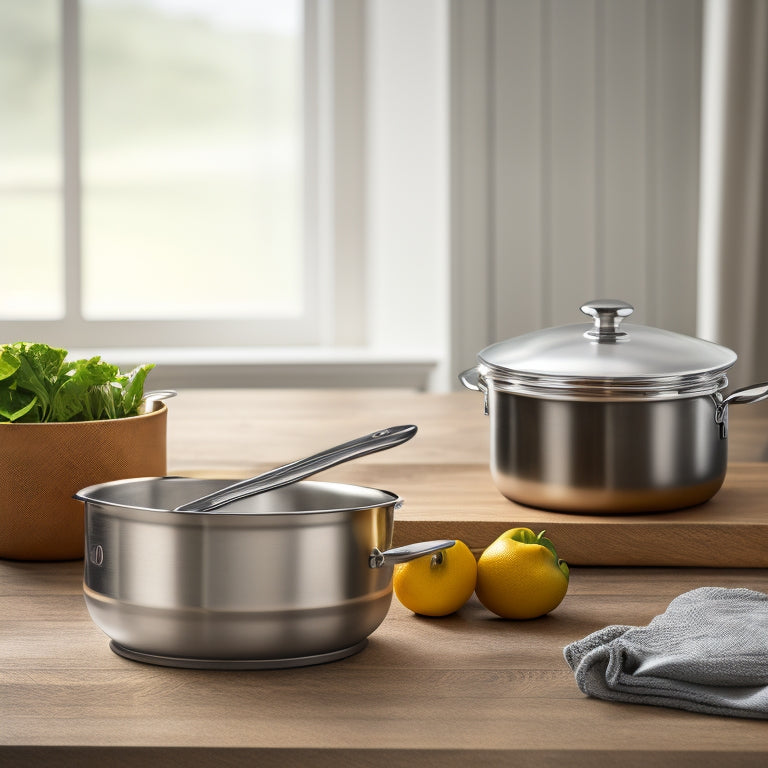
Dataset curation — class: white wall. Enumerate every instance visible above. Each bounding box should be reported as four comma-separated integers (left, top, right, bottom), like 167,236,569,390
366,0,450,389
89,0,705,393
450,0,703,379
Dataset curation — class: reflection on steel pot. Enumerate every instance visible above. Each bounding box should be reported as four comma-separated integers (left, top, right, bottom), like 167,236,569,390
460,299,768,514
75,476,454,669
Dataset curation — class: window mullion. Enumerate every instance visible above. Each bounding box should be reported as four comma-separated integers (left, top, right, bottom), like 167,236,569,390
60,0,82,327
304,0,367,348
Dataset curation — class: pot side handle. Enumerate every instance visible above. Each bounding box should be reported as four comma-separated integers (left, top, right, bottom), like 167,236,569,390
458,368,489,415
714,380,768,438
369,540,455,569
719,380,768,408
459,367,484,392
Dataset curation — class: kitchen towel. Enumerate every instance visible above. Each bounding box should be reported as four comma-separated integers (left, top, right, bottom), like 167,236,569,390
563,587,768,719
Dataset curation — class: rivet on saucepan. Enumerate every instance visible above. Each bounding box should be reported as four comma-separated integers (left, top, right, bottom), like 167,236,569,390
430,551,444,568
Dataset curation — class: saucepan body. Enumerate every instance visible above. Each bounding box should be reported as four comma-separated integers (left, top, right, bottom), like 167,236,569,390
77,477,444,668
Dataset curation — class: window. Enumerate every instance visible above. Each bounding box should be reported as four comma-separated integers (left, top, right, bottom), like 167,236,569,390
1,1,447,392
1,1,62,319
1,0,315,347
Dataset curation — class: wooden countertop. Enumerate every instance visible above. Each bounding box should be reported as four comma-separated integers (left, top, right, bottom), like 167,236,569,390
168,389,768,567
3,389,768,767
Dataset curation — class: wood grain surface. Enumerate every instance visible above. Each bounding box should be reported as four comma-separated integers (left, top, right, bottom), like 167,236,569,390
164,389,768,471
3,389,768,766
169,389,768,567
2,560,768,767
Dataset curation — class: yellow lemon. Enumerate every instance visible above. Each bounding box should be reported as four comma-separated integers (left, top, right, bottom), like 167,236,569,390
475,528,569,619
393,540,477,616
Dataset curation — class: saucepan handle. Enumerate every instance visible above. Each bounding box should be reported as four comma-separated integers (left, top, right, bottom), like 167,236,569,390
369,540,455,569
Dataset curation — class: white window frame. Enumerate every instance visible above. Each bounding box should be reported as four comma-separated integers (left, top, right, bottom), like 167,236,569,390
3,0,328,349
3,0,448,391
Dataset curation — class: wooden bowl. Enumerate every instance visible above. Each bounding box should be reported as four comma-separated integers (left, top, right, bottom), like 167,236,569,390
0,404,167,561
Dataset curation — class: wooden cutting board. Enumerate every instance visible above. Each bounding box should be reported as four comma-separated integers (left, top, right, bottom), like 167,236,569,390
184,461,768,567
386,462,768,567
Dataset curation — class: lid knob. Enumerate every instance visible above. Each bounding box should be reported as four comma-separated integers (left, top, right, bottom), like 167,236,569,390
580,299,634,341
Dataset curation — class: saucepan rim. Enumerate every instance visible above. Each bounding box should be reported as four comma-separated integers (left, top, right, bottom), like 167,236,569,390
75,476,401,517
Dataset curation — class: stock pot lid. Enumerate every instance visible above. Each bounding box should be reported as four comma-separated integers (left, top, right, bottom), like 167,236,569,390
478,299,736,398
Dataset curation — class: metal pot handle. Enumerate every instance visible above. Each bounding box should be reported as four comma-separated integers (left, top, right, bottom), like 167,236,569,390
139,389,178,414
714,380,768,437
459,368,489,415
369,540,455,569
459,367,483,391
719,380,768,408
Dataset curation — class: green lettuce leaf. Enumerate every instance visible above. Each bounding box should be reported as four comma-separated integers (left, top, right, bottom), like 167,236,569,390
0,348,20,382
120,364,154,415
0,342,155,423
8,343,67,421
50,357,119,422
0,387,37,422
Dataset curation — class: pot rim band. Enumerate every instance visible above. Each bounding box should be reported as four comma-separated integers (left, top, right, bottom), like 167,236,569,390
478,366,729,402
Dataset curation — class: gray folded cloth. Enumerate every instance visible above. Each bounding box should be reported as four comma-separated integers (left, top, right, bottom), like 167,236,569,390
563,587,768,719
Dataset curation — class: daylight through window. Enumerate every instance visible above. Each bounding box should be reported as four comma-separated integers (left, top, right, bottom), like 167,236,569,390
1,0,308,343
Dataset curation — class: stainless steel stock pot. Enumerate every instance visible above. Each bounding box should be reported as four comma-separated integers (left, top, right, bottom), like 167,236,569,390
76,476,452,669
460,299,768,514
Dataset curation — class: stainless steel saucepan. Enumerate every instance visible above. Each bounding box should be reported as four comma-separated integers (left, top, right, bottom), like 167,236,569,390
75,426,453,669
460,299,768,514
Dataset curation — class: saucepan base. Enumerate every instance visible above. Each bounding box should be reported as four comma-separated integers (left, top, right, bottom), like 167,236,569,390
109,639,368,669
